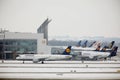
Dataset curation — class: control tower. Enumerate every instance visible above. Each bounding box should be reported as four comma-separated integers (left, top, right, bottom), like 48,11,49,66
37,18,51,44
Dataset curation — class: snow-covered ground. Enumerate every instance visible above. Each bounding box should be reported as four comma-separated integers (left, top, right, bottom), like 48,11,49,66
0,60,120,80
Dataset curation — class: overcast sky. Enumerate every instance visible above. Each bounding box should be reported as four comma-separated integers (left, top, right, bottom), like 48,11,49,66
0,0,120,38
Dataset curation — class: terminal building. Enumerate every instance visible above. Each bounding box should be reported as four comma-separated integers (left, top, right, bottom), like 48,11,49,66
0,18,51,59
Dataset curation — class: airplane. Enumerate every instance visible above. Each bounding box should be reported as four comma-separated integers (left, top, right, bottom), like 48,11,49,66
50,41,115,56
72,41,115,51
52,40,98,52
16,46,72,64
73,46,118,60
71,41,101,51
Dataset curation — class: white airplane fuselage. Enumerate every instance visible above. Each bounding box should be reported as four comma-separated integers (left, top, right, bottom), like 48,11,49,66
16,54,72,63
72,46,96,51
33,54,72,61
74,51,110,60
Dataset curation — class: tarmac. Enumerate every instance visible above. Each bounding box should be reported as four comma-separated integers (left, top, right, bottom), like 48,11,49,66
0,60,120,80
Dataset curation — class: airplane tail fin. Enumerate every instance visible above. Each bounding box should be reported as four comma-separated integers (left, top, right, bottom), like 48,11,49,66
109,46,118,57
105,41,115,49
108,41,115,49
89,41,96,47
82,40,88,47
92,41,101,48
77,40,81,46
62,46,72,55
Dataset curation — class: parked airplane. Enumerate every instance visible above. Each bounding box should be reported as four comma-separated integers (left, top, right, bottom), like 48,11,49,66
16,46,72,64
73,46,118,60
72,41,101,51
72,41,115,51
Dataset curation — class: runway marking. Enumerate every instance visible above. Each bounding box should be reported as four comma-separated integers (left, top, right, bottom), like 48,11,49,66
0,72,120,74
0,66,120,68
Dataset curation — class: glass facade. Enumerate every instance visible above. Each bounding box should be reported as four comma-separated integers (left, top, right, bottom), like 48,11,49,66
0,39,37,59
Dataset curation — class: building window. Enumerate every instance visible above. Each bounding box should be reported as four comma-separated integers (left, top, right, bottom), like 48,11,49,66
0,39,37,59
